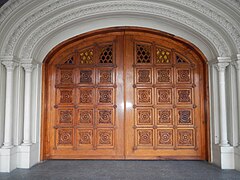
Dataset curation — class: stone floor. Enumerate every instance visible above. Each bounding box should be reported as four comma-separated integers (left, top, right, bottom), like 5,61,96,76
0,160,240,180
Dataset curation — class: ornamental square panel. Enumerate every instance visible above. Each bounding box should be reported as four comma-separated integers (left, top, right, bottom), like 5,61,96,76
177,129,194,147
97,88,114,105
99,69,114,84
136,43,152,64
79,88,95,104
78,109,94,125
156,68,172,84
77,129,93,147
57,128,73,146
156,88,172,104
176,68,192,84
176,88,192,104
136,108,153,125
79,48,94,65
157,108,173,125
57,108,74,125
136,68,152,84
97,108,114,126
79,69,94,84
157,129,173,147
58,69,74,84
99,45,113,64
156,47,171,64
136,88,153,105
57,88,74,105
177,109,193,125
97,129,114,147
137,129,153,146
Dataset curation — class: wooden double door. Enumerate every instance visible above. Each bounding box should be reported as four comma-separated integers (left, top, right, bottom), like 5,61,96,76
43,29,208,160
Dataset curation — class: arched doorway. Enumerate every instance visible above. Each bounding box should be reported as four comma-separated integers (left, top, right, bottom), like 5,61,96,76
41,27,209,160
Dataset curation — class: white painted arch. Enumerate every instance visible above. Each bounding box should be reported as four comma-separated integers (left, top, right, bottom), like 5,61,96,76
0,0,240,62
0,0,240,172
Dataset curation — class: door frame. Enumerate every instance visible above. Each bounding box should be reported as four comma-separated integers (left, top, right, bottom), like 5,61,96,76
40,27,210,161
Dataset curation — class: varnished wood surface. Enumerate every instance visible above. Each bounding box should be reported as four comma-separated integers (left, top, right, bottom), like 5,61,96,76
41,27,208,160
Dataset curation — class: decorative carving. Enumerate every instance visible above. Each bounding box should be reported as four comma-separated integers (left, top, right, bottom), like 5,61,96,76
80,70,93,83
158,130,173,145
215,62,229,72
78,130,92,144
158,109,171,124
2,61,18,71
178,110,191,124
59,110,73,124
100,70,112,84
137,89,152,104
99,89,113,104
64,56,74,64
79,109,93,124
176,55,187,64
138,130,152,145
98,109,113,124
177,69,190,83
98,130,113,145
6,1,232,59
136,44,151,63
99,45,113,63
178,129,193,146
79,89,93,103
157,69,171,83
157,89,172,103
22,63,35,72
60,70,73,84
156,48,171,63
137,69,151,83
58,129,73,145
60,90,73,103
178,89,191,103
137,109,152,124
80,49,94,64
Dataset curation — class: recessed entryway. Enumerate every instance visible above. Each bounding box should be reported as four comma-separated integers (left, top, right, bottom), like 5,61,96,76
41,28,209,160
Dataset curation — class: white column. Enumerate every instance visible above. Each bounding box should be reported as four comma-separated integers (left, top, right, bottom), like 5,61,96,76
1,61,18,148
234,56,240,146
22,63,35,146
215,62,230,146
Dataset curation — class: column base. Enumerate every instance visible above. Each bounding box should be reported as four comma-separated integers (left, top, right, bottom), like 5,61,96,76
17,143,39,169
0,146,17,172
21,142,32,146
1,145,14,149
211,144,235,169
220,146,234,169
235,146,240,171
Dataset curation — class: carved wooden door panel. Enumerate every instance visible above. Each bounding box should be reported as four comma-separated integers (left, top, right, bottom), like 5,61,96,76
124,33,206,160
47,34,124,159
44,29,207,160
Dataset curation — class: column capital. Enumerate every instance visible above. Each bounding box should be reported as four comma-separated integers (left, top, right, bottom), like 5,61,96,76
233,60,240,70
1,61,18,71
215,62,230,72
22,63,36,73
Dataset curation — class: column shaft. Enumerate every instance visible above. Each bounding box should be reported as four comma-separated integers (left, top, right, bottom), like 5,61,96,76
22,64,34,145
1,61,17,148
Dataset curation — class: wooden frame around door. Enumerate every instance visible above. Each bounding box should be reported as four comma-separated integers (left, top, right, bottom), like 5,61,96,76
40,27,210,161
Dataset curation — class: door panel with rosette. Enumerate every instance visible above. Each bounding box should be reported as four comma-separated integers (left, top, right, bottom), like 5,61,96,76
124,32,206,160
46,33,125,159
43,28,207,160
